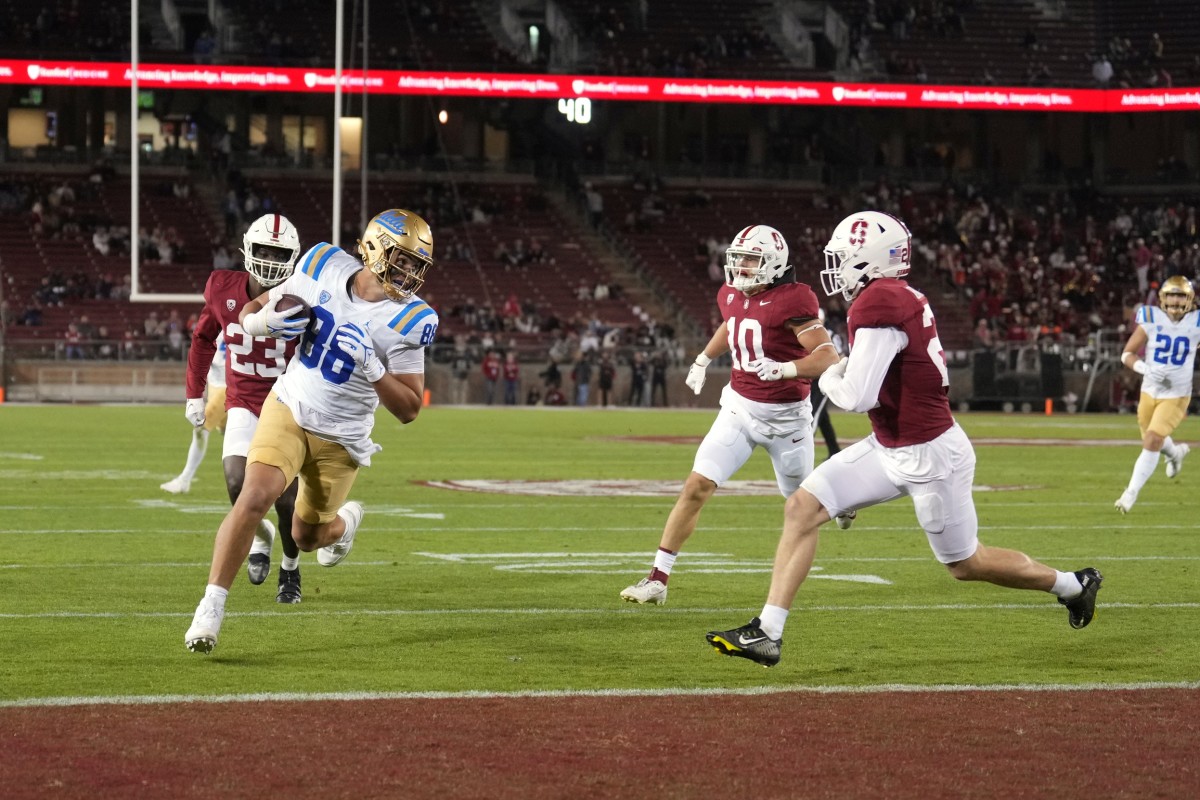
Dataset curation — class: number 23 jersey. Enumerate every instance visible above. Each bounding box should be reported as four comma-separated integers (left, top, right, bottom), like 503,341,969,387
268,243,438,466
187,269,296,415
1134,305,1200,399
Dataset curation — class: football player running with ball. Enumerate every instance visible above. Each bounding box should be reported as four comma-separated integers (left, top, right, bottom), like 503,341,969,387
621,224,843,606
706,211,1102,667
185,209,437,654
181,214,305,603
1114,276,1200,513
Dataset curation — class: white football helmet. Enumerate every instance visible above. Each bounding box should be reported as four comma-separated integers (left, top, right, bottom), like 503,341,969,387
358,208,434,302
241,213,301,287
821,211,912,301
724,224,790,292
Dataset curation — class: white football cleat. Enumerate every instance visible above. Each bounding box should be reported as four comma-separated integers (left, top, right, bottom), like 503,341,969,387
835,510,857,530
184,597,225,654
318,501,363,567
1114,489,1137,515
160,476,191,494
246,518,276,585
620,577,668,605
1166,443,1190,479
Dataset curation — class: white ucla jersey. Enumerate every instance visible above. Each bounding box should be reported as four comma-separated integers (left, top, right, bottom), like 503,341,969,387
208,338,227,389
267,242,438,466
1135,305,1200,399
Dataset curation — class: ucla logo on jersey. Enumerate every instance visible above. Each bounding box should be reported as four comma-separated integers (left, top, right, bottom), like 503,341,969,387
319,290,331,304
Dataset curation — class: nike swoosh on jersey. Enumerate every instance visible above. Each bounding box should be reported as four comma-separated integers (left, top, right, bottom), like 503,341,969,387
759,300,772,305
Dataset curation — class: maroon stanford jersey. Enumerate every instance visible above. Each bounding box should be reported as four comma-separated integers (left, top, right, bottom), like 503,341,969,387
718,281,820,404
848,279,953,447
185,270,298,416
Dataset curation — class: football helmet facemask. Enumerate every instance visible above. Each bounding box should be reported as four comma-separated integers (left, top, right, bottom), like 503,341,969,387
821,210,912,301
724,224,790,292
358,208,434,302
1158,275,1195,322
241,213,301,287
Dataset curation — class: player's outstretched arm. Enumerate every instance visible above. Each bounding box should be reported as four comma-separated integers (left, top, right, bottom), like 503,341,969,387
1119,327,1149,375
685,322,731,395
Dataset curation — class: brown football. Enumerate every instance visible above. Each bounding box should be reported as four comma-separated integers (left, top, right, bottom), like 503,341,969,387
275,293,312,322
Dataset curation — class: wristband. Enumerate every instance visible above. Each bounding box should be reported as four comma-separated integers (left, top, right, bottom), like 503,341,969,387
694,352,712,367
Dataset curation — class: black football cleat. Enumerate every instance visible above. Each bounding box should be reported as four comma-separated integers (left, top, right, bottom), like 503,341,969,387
276,567,302,604
246,552,271,585
706,617,782,667
1060,567,1103,629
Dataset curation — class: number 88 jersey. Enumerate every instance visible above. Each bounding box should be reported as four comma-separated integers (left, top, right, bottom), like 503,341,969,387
1135,305,1200,399
268,243,438,457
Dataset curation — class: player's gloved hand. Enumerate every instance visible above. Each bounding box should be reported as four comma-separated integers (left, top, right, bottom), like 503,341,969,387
685,352,711,395
184,398,205,427
334,322,386,382
750,358,798,382
242,298,308,340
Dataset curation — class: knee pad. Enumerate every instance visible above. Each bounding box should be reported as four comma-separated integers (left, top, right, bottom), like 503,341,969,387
912,492,946,535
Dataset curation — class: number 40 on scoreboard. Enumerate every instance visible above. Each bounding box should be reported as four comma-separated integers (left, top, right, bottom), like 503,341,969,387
557,97,592,124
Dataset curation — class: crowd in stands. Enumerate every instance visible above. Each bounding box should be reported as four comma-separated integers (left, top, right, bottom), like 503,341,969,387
5,140,1200,411
864,176,1200,355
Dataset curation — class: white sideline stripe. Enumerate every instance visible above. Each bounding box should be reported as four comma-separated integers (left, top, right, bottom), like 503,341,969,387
4,554,1199,569
2,601,1197,620
3,521,1197,535
3,680,1198,710
0,561,396,570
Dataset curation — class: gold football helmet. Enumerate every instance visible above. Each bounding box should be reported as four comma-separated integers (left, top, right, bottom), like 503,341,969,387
358,209,434,301
1158,275,1195,322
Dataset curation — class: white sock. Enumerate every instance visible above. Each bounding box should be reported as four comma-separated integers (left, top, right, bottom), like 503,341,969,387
1051,570,1083,599
250,519,274,555
652,547,678,576
281,556,299,571
1126,448,1160,493
203,584,229,606
757,604,789,640
180,428,209,482
1161,437,1178,459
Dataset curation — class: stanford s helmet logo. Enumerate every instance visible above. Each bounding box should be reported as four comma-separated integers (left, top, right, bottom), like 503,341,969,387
849,219,869,246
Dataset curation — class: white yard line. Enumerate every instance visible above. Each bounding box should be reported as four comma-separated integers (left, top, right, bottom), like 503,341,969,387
2,601,1197,620
3,680,1197,710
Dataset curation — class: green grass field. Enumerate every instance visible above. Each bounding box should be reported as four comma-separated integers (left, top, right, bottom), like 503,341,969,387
1,404,1197,702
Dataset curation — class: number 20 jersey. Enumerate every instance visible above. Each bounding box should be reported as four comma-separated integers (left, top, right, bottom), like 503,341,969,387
1134,305,1200,399
268,243,439,466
